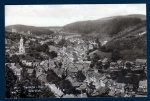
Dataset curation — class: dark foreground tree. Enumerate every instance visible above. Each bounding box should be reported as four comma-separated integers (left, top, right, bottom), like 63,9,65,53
76,71,86,82
5,65,17,98
39,86,55,98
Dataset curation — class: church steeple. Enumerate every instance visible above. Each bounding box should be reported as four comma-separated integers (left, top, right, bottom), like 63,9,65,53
19,37,25,54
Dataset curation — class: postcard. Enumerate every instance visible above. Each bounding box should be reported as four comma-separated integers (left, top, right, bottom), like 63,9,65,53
5,4,147,98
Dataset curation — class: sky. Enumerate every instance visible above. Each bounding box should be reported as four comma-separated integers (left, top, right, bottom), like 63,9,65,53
5,4,146,27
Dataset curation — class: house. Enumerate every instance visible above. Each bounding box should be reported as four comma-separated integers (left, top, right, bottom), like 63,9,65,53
37,74,47,83
88,43,94,50
63,94,76,98
102,58,109,65
135,59,147,66
74,62,84,71
40,60,49,67
66,76,76,83
91,86,109,96
77,93,87,98
125,84,134,92
49,60,56,69
108,90,116,97
40,52,49,59
117,60,124,67
110,62,117,68
49,45,58,52
76,83,87,91
105,79,114,87
21,60,33,66
33,62,40,67
9,63,17,70
135,95,147,97
35,66,44,78
72,81,82,87
21,55,40,67
137,80,147,94
25,40,30,44
115,83,125,93
85,73,105,88
26,68,34,76
45,83,64,97
53,68,64,78
14,63,22,81
114,90,121,97
67,63,79,77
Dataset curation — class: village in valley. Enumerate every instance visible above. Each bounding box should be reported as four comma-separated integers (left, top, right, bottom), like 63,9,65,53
5,27,147,98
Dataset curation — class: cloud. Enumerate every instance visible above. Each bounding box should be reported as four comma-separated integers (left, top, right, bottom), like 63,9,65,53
5,4,146,26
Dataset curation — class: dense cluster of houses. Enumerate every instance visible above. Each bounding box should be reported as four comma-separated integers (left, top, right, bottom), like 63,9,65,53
6,47,147,98
5,31,147,98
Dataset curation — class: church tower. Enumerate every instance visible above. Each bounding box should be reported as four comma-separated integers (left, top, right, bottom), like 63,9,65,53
19,37,25,54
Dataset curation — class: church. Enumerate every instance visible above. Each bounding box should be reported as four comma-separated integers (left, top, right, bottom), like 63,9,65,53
19,37,25,54
15,37,25,55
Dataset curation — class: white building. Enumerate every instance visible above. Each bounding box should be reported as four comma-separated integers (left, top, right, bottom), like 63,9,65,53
19,37,25,54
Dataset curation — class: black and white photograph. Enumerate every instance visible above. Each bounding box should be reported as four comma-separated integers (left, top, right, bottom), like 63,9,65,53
5,4,147,98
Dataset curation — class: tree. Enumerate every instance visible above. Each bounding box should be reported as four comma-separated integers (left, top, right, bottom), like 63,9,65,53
46,69,60,83
49,51,57,59
76,71,86,82
31,69,36,78
95,38,101,49
56,80,74,94
47,41,54,45
33,52,40,59
5,54,10,63
57,38,66,47
87,82,96,95
21,67,28,80
92,53,100,64
42,44,49,52
11,55,20,63
111,50,121,62
125,62,132,69
5,65,17,98
39,86,55,98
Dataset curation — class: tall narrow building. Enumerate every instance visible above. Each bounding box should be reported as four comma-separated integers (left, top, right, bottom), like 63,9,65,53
19,37,25,54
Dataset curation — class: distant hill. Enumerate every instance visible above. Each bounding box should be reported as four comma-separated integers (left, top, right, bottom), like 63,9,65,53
126,14,146,20
62,14,146,39
5,24,54,36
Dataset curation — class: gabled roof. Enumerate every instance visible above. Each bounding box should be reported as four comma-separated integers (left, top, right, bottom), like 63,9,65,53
108,90,116,96
135,59,147,63
117,60,123,64
27,68,34,74
110,62,117,65
72,82,81,87
16,63,22,69
63,94,76,98
103,79,109,84
53,68,64,76
49,45,58,52
139,80,147,87
92,86,109,96
74,63,84,71
68,66,78,73
77,93,87,98
102,58,108,63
